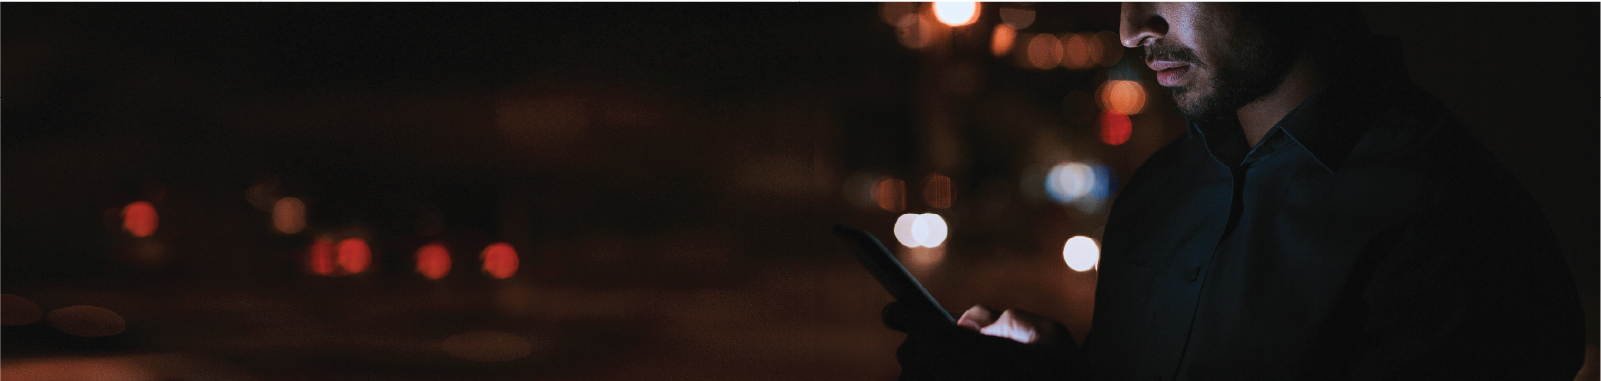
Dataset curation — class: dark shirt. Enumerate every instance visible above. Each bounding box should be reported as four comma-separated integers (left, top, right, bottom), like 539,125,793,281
1081,37,1585,380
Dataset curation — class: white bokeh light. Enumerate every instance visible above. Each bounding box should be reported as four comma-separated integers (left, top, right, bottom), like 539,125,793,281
894,213,950,248
1063,236,1099,271
1045,163,1096,203
932,2,980,27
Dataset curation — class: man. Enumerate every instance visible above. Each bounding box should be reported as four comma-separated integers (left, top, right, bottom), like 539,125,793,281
884,3,1586,380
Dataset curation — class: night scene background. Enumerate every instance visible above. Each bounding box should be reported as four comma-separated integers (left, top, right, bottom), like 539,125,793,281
3,3,1596,380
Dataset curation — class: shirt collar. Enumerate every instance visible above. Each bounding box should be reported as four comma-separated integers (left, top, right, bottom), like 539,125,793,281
1189,35,1415,173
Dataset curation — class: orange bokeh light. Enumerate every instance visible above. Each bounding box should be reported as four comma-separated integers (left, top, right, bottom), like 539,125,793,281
121,202,158,237
306,240,337,275
991,24,1017,57
2,294,43,326
1094,31,1124,66
481,242,520,279
1099,111,1133,146
272,197,307,234
1098,80,1148,115
1060,33,1094,70
416,243,452,280
337,238,372,274
923,173,954,209
873,177,906,212
1026,34,1063,70
47,305,125,337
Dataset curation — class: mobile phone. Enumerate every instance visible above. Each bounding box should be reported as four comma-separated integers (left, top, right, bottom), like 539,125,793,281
832,224,955,324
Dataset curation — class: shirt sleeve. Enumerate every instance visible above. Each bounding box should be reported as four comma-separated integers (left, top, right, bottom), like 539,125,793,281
1306,160,1586,380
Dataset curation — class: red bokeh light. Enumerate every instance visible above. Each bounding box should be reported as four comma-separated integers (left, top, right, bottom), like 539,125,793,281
337,238,372,274
121,202,158,237
1099,111,1133,146
416,243,452,280
306,240,337,275
481,243,520,279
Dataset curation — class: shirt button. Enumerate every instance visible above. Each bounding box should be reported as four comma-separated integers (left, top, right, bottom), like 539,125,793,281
1186,266,1201,281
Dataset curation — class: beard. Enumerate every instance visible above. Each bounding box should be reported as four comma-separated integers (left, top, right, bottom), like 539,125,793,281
1148,28,1298,123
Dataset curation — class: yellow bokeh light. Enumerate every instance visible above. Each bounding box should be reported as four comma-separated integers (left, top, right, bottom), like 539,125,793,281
932,2,980,27
1063,236,1099,272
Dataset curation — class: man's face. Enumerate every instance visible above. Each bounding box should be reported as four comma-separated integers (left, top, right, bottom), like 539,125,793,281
1119,3,1296,122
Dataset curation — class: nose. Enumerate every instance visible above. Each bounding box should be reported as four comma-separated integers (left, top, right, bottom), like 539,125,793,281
1120,3,1168,48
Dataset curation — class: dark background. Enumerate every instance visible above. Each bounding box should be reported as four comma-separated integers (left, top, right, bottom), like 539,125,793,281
3,3,1595,380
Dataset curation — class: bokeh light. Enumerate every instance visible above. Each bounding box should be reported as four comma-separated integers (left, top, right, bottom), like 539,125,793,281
1094,31,1124,66
932,2,979,27
893,213,949,248
991,23,1017,57
481,242,520,279
873,177,907,212
1098,111,1134,146
121,201,158,238
47,305,126,337
998,5,1035,29
1062,236,1100,271
306,240,337,275
923,173,954,209
272,197,307,234
336,238,372,274
879,2,918,25
2,294,43,326
442,330,535,362
1059,33,1094,70
1026,34,1063,70
1045,163,1095,204
1098,80,1147,115
416,243,452,280
895,14,938,49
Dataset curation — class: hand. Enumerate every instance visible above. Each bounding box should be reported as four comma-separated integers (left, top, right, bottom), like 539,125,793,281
883,302,1079,381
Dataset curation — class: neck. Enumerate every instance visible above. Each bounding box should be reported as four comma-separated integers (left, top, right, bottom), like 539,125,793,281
1236,55,1325,147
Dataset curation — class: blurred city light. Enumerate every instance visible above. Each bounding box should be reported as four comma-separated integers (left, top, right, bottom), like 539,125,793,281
121,201,158,238
923,173,954,209
1098,80,1147,115
895,14,938,49
442,330,535,362
932,2,979,27
873,177,907,212
1062,236,1099,271
47,305,126,337
991,23,1017,57
306,239,337,275
2,294,42,326
1098,110,1134,146
1094,31,1124,67
415,243,452,280
272,197,307,234
1026,34,1063,70
1045,163,1095,204
481,242,520,279
245,179,278,211
1060,33,1094,70
879,2,918,25
893,213,949,248
336,238,372,274
998,5,1035,29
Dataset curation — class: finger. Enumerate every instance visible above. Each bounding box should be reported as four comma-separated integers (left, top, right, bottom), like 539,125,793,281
978,310,1040,344
956,304,998,331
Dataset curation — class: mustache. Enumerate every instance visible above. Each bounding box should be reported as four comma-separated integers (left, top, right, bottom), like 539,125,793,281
1144,42,1200,64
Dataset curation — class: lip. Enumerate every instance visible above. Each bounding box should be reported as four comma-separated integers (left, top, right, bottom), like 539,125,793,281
1149,60,1191,87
